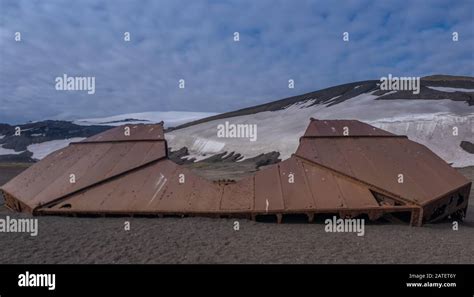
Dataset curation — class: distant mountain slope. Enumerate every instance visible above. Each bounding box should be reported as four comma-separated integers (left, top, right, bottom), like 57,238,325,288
1,75,472,167
167,75,474,167
75,111,217,128
0,111,216,162
0,121,112,162
170,75,473,131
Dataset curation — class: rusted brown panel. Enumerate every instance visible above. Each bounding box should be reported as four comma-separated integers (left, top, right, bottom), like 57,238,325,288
141,142,167,164
101,167,157,211
30,143,112,205
303,119,395,137
220,176,254,211
300,162,345,209
421,183,471,222
1,144,95,209
159,165,202,212
358,137,467,204
84,168,158,211
278,158,315,211
84,124,164,142
400,140,469,197
254,165,284,212
296,138,356,177
300,159,379,209
30,142,156,207
5,140,167,211
102,141,166,179
339,137,430,202
47,159,223,214
186,176,223,212
1,145,85,195
297,135,468,207
147,160,191,211
351,137,429,202
140,161,222,212
44,160,169,212
335,175,379,208
1,190,33,213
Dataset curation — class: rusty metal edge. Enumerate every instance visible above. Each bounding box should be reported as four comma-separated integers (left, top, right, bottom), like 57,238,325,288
300,135,408,140
72,139,165,145
36,205,419,215
36,207,422,226
420,182,472,207
0,189,34,213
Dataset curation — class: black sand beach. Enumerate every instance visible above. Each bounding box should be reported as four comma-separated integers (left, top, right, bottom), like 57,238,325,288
0,164,472,264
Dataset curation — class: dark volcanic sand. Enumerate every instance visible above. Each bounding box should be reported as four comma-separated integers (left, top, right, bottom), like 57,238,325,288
0,164,473,264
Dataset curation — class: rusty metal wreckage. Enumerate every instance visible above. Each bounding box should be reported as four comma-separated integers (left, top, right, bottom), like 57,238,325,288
1,119,471,226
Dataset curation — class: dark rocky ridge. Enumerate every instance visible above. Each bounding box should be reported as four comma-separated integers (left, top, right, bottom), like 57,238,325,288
183,151,282,181
0,120,112,152
0,121,112,162
461,141,474,154
168,146,281,180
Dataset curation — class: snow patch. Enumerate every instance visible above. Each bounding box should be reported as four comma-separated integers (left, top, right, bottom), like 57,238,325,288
167,92,474,167
182,154,213,162
0,145,23,155
27,138,85,160
369,114,474,167
190,137,226,154
324,95,341,105
427,86,474,93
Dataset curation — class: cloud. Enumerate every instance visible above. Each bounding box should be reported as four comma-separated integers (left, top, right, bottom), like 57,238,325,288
0,0,472,123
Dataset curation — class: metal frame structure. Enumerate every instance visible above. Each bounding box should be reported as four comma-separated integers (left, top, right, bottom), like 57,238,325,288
1,119,470,226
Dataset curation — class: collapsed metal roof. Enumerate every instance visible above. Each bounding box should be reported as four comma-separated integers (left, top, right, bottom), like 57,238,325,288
1,124,167,213
1,120,470,226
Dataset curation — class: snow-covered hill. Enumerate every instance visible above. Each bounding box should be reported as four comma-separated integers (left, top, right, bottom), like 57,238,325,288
167,76,474,167
1,76,472,167
0,112,215,162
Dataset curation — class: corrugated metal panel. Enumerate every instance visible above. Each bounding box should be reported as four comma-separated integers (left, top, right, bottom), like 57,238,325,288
2,144,95,209
296,138,356,177
43,160,225,213
1,124,167,211
278,158,315,211
220,176,253,211
340,137,430,202
335,175,379,208
148,160,190,211
296,137,469,205
164,166,224,213
254,165,285,212
301,161,346,209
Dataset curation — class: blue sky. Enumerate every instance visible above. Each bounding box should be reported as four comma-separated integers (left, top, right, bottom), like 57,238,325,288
0,0,473,124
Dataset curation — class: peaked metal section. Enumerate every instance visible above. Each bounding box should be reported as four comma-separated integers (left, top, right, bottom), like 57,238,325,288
1,124,166,212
